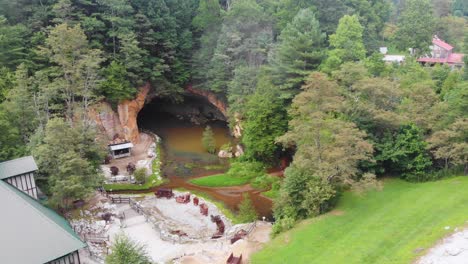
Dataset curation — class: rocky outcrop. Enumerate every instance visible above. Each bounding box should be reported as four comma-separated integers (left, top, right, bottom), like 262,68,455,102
89,103,123,141
90,83,150,143
186,85,246,138
186,85,227,118
117,83,150,143
91,82,241,144
232,113,243,138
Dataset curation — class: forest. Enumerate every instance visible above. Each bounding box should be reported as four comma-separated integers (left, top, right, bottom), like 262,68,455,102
0,0,467,236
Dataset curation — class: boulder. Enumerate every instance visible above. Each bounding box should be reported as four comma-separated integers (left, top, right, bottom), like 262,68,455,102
218,150,233,158
234,145,244,157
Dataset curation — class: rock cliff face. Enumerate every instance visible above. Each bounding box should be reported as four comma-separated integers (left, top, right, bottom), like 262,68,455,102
186,85,243,138
90,82,239,144
117,83,150,143
90,83,150,143
186,85,227,117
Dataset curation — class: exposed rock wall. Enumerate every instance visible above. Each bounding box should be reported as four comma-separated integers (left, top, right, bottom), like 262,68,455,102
90,83,150,143
186,85,227,118
117,83,150,143
186,85,244,138
90,83,241,144
89,102,123,140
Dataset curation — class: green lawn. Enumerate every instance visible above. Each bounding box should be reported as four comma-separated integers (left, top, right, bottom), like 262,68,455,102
189,173,252,187
103,172,166,191
252,177,468,264
262,188,279,199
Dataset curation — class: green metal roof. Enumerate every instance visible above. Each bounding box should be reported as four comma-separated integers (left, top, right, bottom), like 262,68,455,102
0,180,86,264
0,156,38,180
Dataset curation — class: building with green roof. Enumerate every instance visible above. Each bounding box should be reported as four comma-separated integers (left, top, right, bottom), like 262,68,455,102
0,159,86,264
0,156,39,199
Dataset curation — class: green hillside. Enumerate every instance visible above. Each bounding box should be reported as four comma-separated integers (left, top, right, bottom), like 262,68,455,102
253,177,468,264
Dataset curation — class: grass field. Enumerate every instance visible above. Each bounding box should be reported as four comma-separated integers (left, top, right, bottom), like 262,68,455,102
252,177,468,264
189,173,252,187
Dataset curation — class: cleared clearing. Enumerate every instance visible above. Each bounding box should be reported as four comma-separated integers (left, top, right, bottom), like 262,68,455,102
252,177,468,264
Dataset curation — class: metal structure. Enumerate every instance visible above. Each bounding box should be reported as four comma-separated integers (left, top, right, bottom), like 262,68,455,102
155,188,174,199
108,142,134,159
226,253,242,264
176,193,191,204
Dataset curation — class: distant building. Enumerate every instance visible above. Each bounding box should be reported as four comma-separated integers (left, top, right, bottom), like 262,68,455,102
417,36,465,68
380,47,405,65
383,54,406,64
0,178,86,264
0,156,39,199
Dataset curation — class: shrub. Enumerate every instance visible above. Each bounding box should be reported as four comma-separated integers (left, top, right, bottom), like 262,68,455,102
237,193,258,223
106,234,151,264
110,166,119,176
272,216,295,235
376,124,432,182
126,162,136,174
134,168,147,184
227,161,265,179
251,175,279,190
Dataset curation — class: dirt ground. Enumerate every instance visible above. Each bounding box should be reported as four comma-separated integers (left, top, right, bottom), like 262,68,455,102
177,222,271,264
107,133,154,173
73,192,272,264
138,195,230,238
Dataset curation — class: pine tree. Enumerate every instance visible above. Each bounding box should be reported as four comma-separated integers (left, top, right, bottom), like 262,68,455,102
106,234,152,264
238,193,258,223
269,8,325,98
202,125,216,154
395,0,435,55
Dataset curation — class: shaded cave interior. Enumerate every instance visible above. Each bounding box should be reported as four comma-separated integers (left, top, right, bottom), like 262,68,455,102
137,93,232,177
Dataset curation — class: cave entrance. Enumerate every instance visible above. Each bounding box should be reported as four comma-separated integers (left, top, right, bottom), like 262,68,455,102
137,94,232,177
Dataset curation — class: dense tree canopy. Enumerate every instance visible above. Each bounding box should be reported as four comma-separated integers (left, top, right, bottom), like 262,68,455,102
395,0,435,55
0,0,466,235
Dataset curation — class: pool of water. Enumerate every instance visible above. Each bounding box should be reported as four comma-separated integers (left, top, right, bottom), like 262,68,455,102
137,98,273,219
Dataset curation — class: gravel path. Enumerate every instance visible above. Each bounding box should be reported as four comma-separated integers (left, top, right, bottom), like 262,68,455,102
418,228,468,264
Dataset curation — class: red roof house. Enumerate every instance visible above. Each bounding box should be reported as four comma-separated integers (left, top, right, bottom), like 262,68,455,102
418,36,465,68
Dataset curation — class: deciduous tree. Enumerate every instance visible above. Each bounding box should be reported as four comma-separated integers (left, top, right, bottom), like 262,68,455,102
278,72,374,187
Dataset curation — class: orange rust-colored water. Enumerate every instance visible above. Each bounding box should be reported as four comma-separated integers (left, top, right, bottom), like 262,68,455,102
137,111,274,219
162,125,232,154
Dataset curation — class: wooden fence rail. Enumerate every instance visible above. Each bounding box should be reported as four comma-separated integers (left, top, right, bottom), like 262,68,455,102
110,196,131,204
